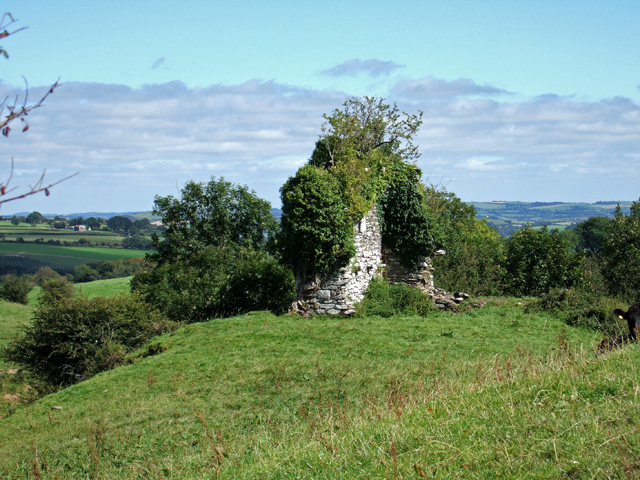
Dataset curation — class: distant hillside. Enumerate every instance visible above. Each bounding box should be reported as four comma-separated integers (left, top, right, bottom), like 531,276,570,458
473,201,633,236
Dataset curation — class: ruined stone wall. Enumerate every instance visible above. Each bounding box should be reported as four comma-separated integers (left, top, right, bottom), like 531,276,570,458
295,206,383,315
294,206,466,315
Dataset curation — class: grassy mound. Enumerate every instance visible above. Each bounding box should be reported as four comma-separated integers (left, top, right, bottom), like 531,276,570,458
1,301,638,478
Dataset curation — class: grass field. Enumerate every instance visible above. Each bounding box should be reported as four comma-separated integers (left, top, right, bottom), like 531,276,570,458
1,300,637,478
0,243,147,267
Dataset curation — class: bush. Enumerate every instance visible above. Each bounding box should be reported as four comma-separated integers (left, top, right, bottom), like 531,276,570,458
0,274,33,304
39,277,75,305
502,226,582,297
2,294,175,387
355,278,434,317
32,266,61,286
527,288,625,336
132,246,296,323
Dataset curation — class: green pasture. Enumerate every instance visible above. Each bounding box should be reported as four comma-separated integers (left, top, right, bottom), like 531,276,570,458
2,300,637,478
0,243,147,267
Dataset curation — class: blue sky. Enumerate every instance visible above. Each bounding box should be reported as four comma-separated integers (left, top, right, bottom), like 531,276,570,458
1,0,639,214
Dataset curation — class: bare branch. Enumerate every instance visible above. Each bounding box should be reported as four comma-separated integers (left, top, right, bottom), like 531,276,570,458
0,158,78,206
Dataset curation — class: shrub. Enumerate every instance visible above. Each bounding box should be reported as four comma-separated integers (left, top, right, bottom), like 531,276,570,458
39,277,75,305
0,274,33,304
32,266,61,286
502,226,582,297
2,294,175,387
132,246,296,323
527,288,624,336
355,277,434,317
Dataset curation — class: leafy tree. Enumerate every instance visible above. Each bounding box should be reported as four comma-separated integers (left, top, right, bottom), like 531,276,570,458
378,165,442,268
122,234,153,250
572,216,612,255
32,266,61,286
152,177,278,264
10,216,19,226
600,201,640,302
132,246,295,323
39,276,75,305
316,96,423,167
85,217,103,229
427,186,505,295
279,96,429,281
502,226,582,296
0,274,32,304
26,211,44,225
107,215,134,233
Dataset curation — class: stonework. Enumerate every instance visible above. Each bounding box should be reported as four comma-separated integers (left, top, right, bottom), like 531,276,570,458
293,206,468,316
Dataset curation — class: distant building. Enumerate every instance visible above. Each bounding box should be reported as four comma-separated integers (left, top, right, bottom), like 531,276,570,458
73,225,87,232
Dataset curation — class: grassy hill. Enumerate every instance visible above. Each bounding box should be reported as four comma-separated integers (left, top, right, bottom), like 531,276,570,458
1,300,638,478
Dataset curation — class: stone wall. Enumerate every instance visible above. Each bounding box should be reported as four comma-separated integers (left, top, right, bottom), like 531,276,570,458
295,206,383,315
293,206,467,315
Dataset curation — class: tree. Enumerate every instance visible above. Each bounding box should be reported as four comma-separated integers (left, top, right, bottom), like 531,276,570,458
315,96,423,167
26,211,44,225
279,96,429,281
0,12,75,207
600,201,640,302
107,215,134,233
2,294,174,387
0,273,32,304
502,226,582,296
151,177,278,264
572,216,612,256
10,215,19,226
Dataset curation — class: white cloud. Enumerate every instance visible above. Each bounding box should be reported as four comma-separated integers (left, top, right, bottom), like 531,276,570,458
321,59,404,77
394,76,512,99
1,77,639,213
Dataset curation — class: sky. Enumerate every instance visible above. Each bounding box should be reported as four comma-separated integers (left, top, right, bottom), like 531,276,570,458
1,0,639,215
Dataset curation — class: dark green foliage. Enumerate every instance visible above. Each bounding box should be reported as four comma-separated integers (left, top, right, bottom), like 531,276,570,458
0,256,73,278
378,165,442,268
132,246,295,323
572,216,612,255
600,202,640,302
32,266,61,286
502,226,582,297
355,277,434,317
152,177,278,264
0,274,32,304
121,234,152,249
106,215,134,233
26,211,44,225
39,277,75,305
72,263,99,283
278,165,355,279
528,288,625,336
427,187,505,295
73,257,149,283
279,97,428,282
2,294,175,387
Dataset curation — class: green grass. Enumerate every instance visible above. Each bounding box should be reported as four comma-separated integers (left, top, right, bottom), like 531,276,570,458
1,300,637,478
0,243,147,267
74,276,133,298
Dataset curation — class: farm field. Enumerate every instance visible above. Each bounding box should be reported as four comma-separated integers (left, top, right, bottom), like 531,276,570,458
472,201,633,236
0,243,147,267
1,301,638,478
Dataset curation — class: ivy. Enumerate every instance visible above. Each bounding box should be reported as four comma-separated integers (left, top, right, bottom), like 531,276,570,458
278,96,437,281
377,164,442,268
